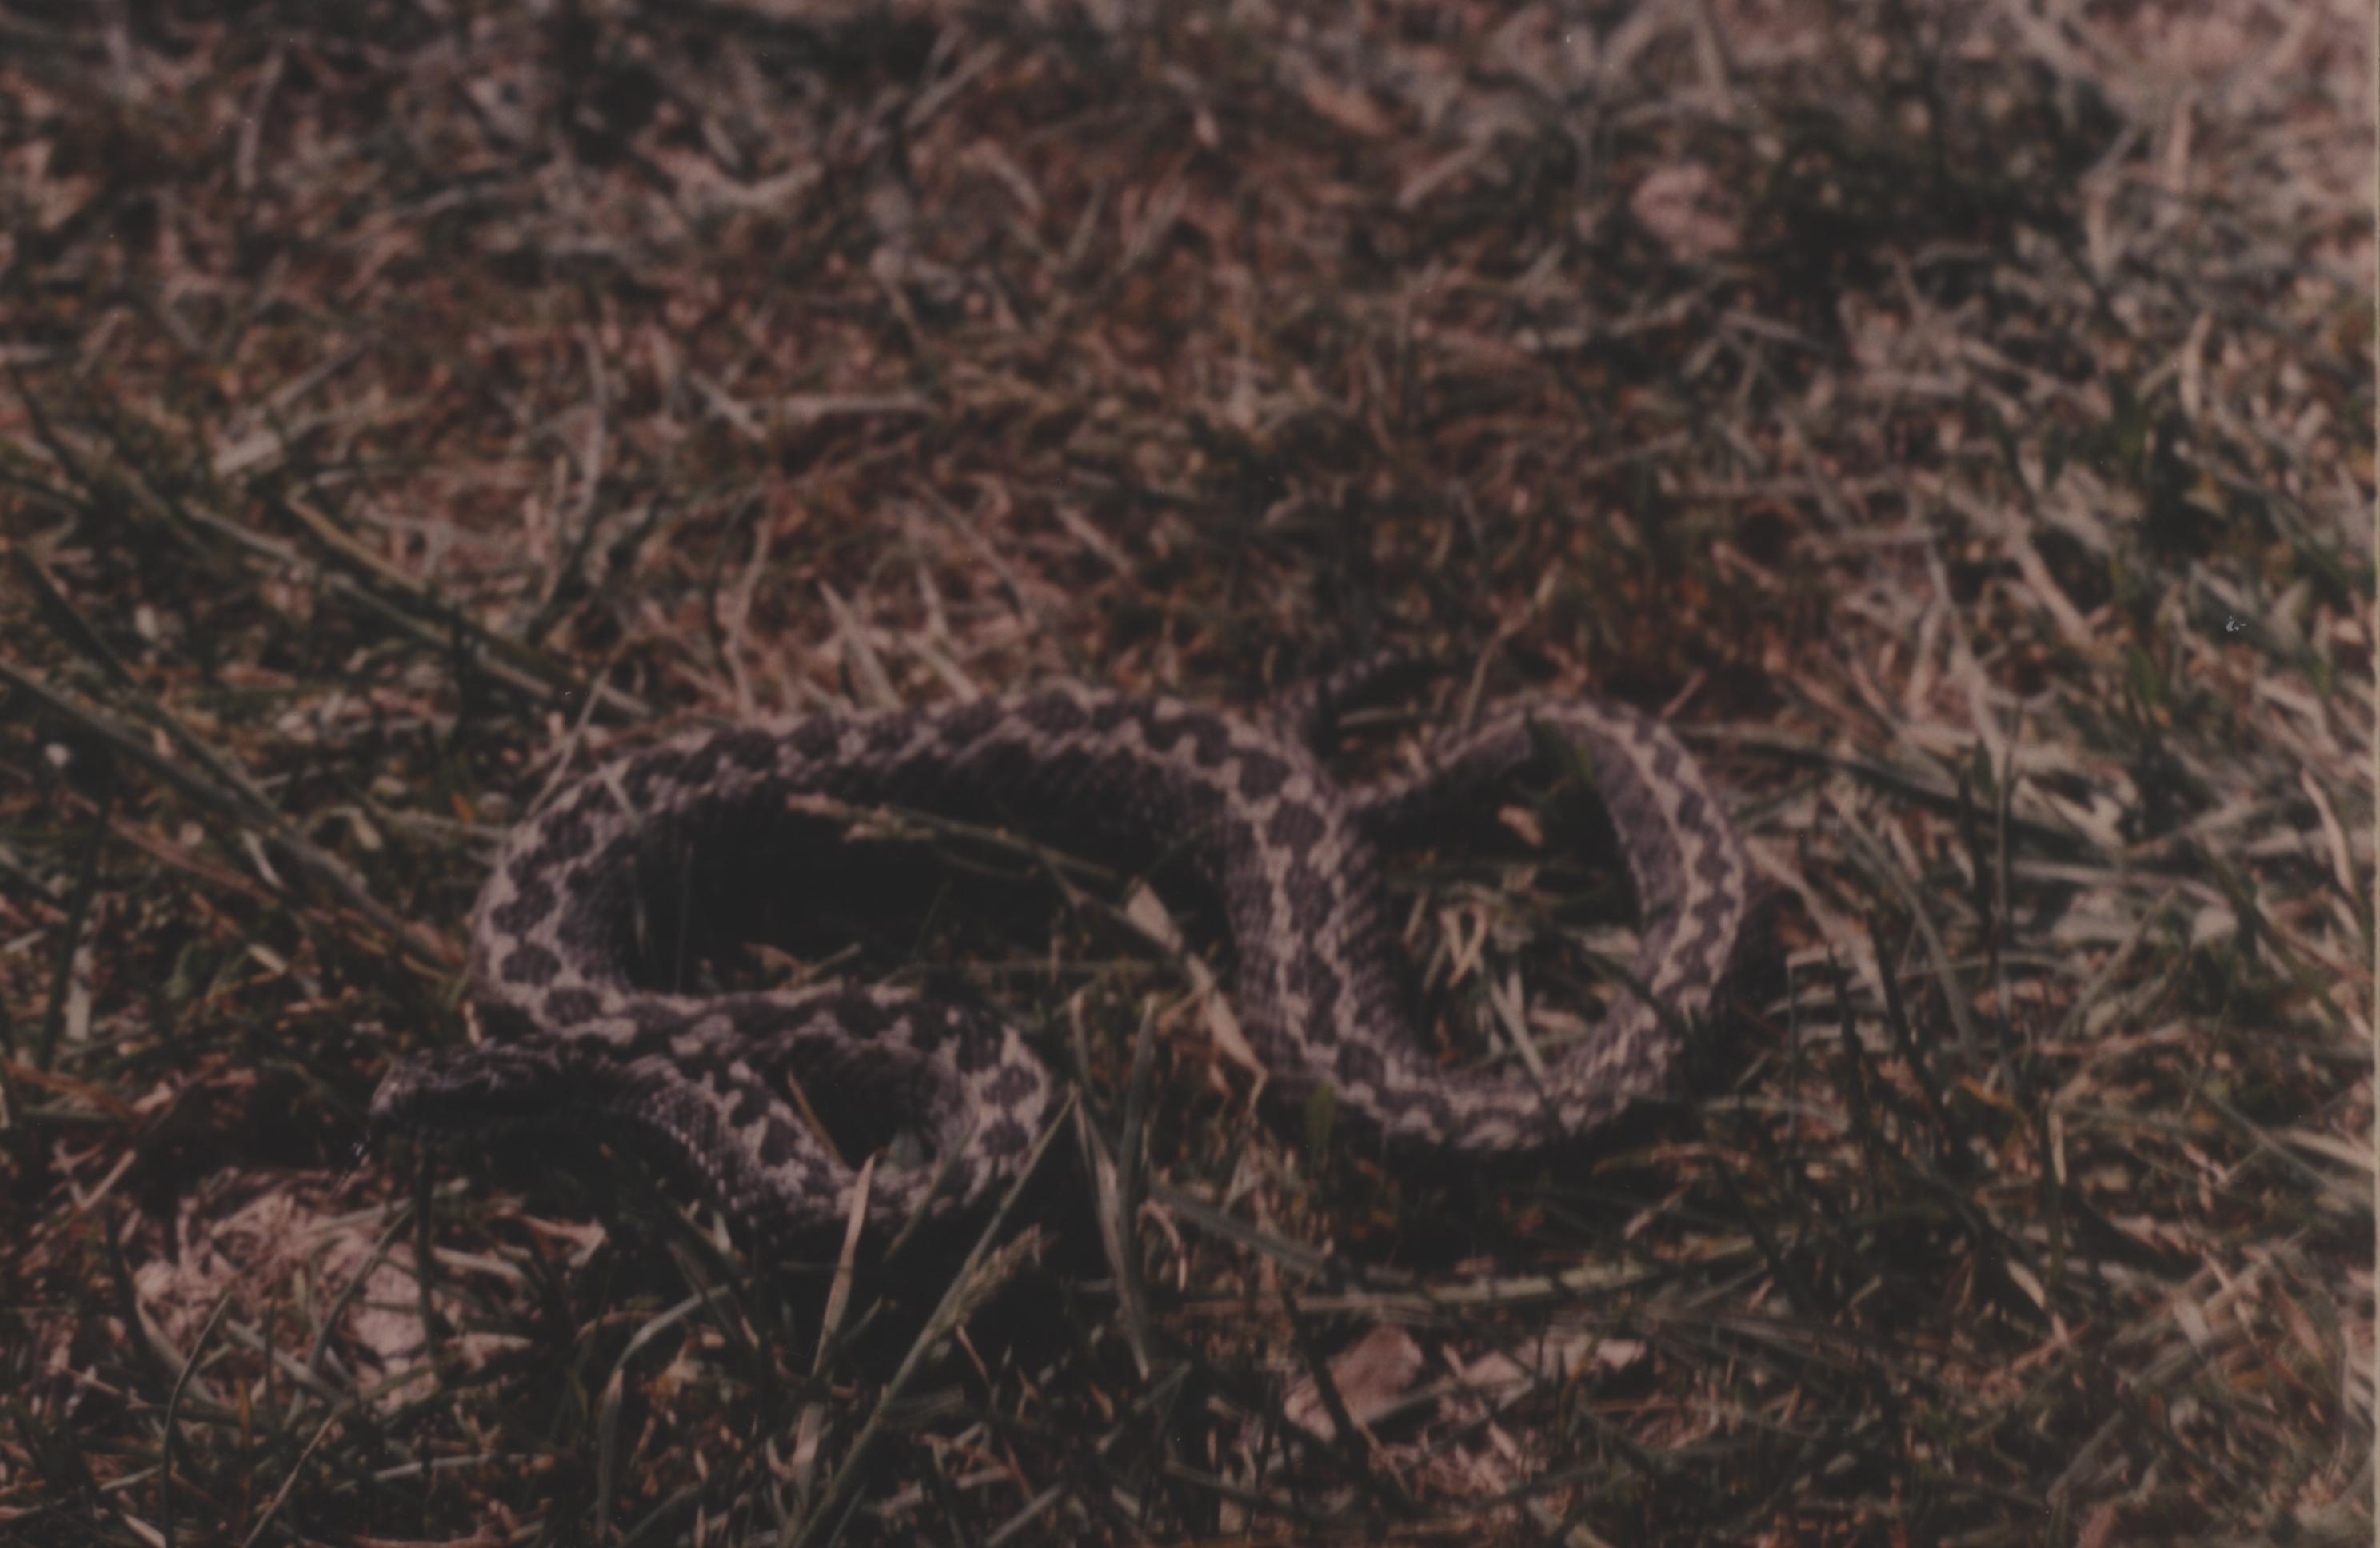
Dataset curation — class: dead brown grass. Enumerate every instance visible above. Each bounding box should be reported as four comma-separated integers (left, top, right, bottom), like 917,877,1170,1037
0,2,2370,1543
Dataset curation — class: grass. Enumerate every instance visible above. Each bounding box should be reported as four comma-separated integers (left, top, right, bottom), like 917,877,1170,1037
0,1,2370,1543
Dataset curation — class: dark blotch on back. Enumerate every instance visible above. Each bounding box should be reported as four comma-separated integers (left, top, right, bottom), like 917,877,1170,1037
678,738,725,788
536,808,597,866
625,1003,685,1057
490,878,557,936
554,903,612,963
545,987,601,1025
936,698,1004,751
1264,800,1327,855
899,1011,943,1055
622,748,683,806
1283,859,1336,935
1235,750,1291,800
984,1061,1041,1106
980,1118,1030,1159
501,944,561,987
1138,709,1232,769
1191,717,1232,766
717,727,777,772
790,720,841,762
729,1000,782,1039
829,992,891,1041
757,1117,801,1167
1334,1040,1385,1091
951,1014,1006,1075
1137,709,1188,753
1016,692,1088,738
722,1076,769,1130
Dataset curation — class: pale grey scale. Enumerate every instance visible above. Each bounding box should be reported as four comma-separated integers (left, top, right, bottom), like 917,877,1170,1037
367,682,1748,1246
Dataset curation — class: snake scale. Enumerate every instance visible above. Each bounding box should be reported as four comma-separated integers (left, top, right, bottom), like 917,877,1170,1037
368,666,1751,1254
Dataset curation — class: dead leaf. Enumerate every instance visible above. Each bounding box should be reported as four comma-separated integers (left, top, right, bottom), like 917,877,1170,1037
1631,163,1741,261
1284,1324,1424,1439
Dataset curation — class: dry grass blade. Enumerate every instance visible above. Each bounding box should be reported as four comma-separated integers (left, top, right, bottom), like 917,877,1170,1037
0,661,459,975
786,1093,1075,1548
158,1288,236,1548
792,1154,876,1523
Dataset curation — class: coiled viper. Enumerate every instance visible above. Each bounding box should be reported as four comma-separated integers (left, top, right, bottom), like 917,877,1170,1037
368,668,1750,1254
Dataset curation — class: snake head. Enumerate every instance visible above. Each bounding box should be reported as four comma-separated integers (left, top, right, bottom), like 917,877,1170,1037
366,1043,605,1149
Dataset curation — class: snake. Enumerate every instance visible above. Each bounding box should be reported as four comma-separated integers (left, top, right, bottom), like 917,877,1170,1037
367,663,1751,1255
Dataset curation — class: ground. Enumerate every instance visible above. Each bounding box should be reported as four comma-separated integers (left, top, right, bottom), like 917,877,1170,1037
0,2,2371,1544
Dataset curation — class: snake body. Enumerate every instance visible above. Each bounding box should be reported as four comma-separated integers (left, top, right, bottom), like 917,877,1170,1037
369,676,1750,1253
